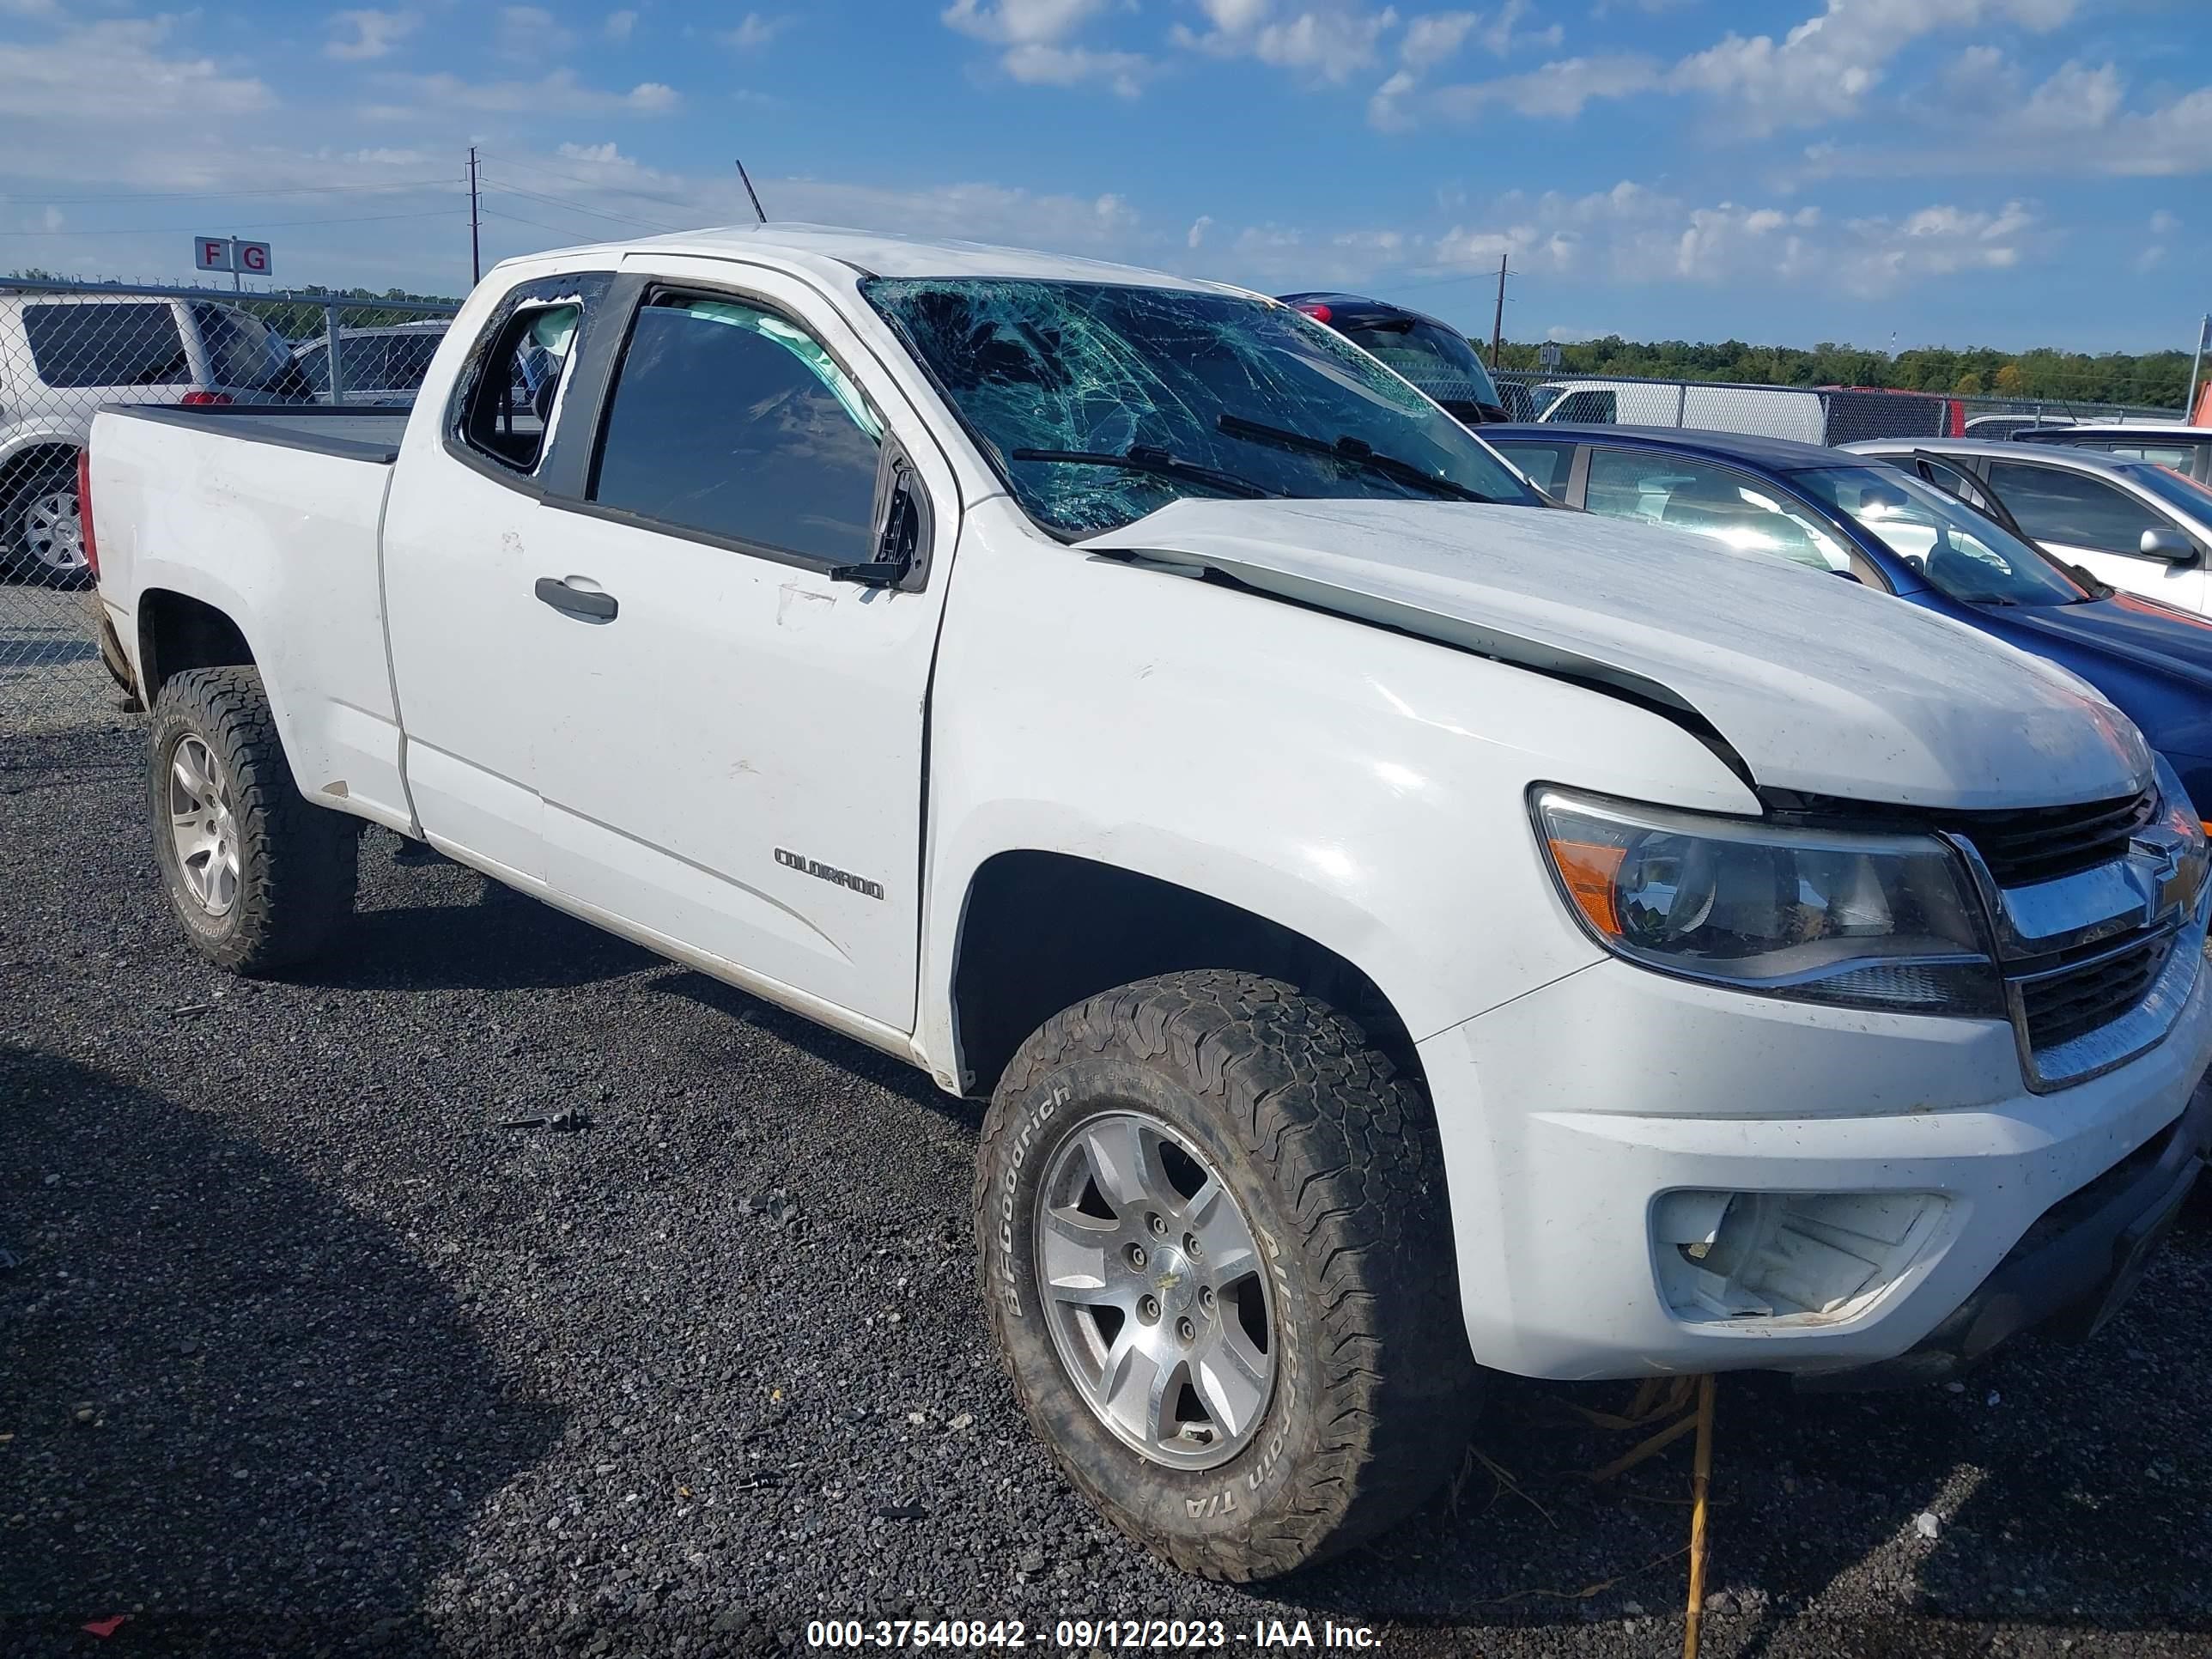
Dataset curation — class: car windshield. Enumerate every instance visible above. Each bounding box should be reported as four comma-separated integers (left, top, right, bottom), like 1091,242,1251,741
1792,465,2088,606
862,277,1538,537
1332,316,1502,415
2122,461,2212,526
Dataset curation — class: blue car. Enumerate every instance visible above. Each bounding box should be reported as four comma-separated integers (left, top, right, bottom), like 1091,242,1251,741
1480,424,2212,813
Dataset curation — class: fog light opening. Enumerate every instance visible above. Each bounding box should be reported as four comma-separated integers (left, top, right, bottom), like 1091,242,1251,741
1654,1189,1948,1326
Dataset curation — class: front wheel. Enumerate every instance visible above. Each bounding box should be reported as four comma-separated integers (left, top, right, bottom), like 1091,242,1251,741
4,459,93,588
975,971,1480,1581
148,666,359,974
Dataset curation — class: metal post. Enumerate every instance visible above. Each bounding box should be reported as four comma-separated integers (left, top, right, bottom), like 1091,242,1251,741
1674,381,1687,428
325,301,346,406
2187,314,2209,424
1489,253,1506,369
469,148,482,286
232,234,241,295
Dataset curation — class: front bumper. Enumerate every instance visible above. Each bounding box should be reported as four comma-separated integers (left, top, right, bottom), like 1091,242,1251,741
1797,1079,2207,1389
1417,935,2212,1381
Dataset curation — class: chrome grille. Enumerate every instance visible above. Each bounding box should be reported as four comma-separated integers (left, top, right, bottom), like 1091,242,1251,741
1943,789,2156,888
2019,933,2174,1052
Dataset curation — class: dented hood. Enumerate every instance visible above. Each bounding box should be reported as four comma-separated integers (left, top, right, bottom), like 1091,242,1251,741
1081,498,2151,811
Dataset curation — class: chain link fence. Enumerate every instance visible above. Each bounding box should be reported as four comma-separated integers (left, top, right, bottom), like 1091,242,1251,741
1493,368,2182,443
1,276,457,727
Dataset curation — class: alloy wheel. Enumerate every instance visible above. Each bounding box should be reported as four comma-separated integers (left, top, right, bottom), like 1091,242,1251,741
1034,1109,1278,1471
167,735,241,917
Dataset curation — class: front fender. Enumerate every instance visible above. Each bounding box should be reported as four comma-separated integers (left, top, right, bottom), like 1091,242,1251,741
916,520,1759,1079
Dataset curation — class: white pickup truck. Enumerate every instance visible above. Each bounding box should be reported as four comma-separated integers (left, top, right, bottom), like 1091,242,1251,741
84,227,2211,1581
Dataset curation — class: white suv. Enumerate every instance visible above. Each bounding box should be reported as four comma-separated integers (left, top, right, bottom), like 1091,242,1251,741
0,292,294,584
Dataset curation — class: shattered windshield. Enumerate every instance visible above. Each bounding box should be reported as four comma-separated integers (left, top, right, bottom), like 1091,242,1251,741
862,277,1538,537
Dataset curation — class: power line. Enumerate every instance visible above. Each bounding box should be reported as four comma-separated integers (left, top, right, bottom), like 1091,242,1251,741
0,179,459,205
477,205,598,239
3,209,465,238
476,148,693,207
477,177,684,234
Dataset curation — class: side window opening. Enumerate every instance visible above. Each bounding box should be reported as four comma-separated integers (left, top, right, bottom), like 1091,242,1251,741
457,299,583,474
586,292,885,564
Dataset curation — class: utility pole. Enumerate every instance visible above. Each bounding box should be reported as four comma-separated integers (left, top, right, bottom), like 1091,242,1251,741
468,147,483,286
2188,313,2209,423
1489,253,1508,369
230,233,241,294
734,158,767,226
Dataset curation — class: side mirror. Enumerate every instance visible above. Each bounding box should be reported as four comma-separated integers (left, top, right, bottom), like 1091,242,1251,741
2140,526,2199,564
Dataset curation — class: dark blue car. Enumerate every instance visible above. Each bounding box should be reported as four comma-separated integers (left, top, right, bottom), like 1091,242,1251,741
1480,424,2212,813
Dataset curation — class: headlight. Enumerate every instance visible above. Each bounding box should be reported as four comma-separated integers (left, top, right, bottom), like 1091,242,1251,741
1533,788,2003,1017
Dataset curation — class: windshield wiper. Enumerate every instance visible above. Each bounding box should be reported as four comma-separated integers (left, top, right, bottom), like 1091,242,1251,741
1008,445,1276,501
1216,413,1496,504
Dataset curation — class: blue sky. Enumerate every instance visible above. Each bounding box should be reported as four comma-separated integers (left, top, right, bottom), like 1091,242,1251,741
1,0,2206,352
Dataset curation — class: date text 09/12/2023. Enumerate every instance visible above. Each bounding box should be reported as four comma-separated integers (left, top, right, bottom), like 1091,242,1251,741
804,1618,1385,1650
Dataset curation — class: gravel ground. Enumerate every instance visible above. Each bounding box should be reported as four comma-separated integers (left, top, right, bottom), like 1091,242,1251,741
3,672,2210,1659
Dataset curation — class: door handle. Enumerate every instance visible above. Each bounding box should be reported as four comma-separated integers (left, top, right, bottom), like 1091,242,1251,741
535,576,618,622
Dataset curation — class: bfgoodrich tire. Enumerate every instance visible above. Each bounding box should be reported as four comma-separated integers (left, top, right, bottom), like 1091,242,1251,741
149,666,359,974
975,970,1480,1581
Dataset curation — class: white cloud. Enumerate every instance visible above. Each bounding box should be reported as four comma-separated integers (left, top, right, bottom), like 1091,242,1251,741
3,18,275,118
1173,0,1403,85
1188,214,1215,247
1668,0,2077,136
941,0,1108,43
1000,42,1152,94
1415,0,2078,131
604,9,636,42
722,12,794,49
326,9,420,62
1370,9,1489,127
1429,53,1659,118
1400,11,1477,69
496,5,575,62
2150,209,2181,235
1802,61,2212,178
941,0,1153,93
1415,178,2038,298
1474,0,1560,56
370,68,681,116
556,141,630,165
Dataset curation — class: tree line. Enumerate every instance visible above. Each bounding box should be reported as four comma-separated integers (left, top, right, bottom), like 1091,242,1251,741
8,264,2197,411
5,268,461,336
1493,335,2197,410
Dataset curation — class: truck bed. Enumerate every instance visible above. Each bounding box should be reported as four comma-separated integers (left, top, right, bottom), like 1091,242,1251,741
104,403,410,465
89,398,413,830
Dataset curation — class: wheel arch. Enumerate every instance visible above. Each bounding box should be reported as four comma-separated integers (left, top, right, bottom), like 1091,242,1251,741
0,439,82,522
946,849,1424,1100
138,587,257,706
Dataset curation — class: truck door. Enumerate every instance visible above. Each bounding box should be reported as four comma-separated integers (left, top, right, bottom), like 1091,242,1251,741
380,271,615,883
519,259,960,1036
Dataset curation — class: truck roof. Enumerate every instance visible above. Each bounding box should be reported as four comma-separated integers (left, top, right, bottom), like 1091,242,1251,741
503,221,1238,293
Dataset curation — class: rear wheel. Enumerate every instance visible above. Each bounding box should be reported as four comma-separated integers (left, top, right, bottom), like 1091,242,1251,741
3,457,92,588
975,970,1480,1581
149,666,358,973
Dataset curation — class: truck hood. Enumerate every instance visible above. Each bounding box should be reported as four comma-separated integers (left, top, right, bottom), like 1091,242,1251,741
1081,498,2151,811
